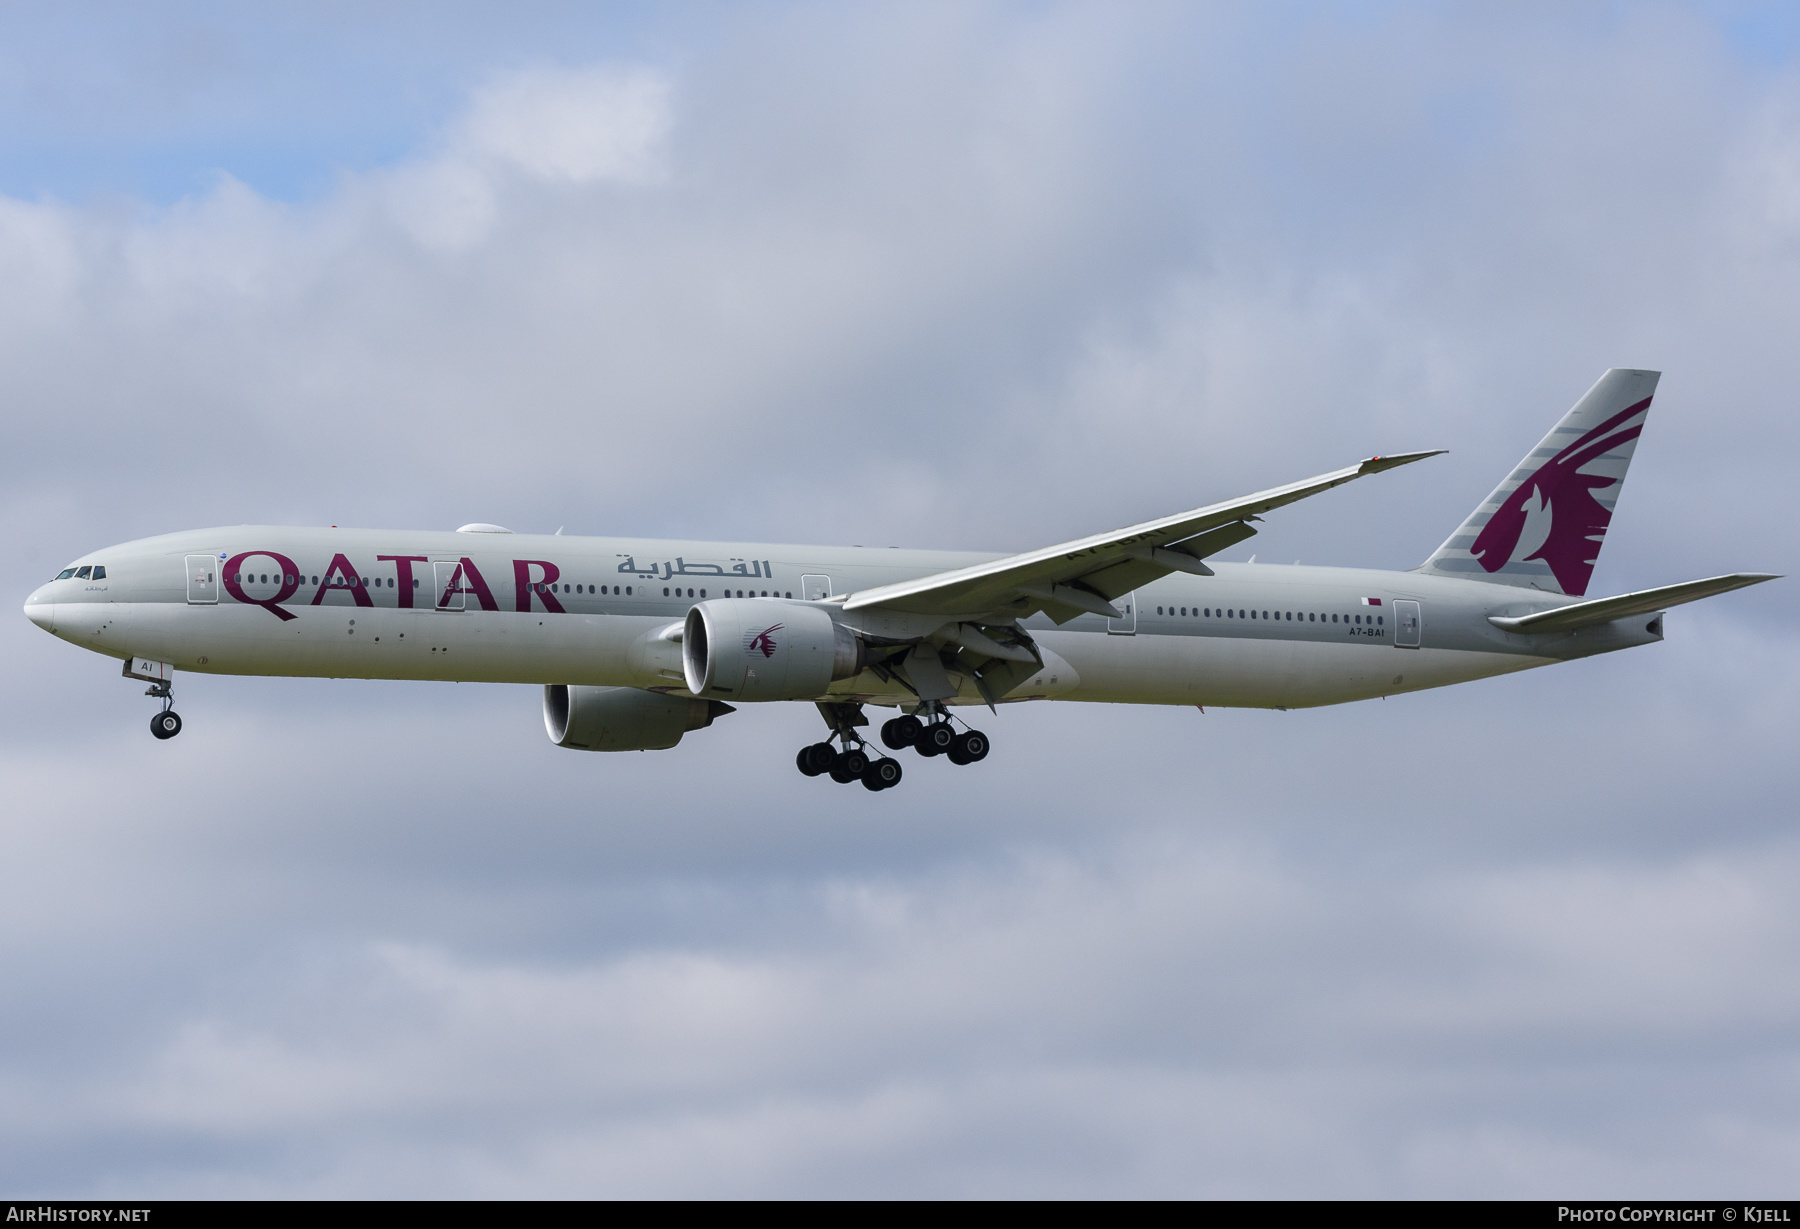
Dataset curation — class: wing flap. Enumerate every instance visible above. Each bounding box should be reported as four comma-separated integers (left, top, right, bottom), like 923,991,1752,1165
1488,573,1779,633
1075,558,1169,601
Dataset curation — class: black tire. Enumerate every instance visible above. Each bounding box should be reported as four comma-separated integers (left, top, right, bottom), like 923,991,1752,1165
150,711,182,740
955,729,989,763
798,742,835,776
881,715,922,750
830,748,870,783
861,757,903,791
915,721,954,757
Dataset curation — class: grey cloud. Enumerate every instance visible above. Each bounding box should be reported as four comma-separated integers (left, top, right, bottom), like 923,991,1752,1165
6,819,1799,1196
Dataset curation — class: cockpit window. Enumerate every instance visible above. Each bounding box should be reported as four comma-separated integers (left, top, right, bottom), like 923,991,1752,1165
76,566,92,579
91,566,105,579
56,568,77,580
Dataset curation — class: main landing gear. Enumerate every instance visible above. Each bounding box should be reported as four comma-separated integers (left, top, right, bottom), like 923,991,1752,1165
796,702,990,792
146,679,183,740
796,737,902,792
798,701,904,792
880,711,989,765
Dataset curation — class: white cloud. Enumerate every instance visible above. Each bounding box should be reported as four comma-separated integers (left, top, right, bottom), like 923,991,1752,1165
459,66,672,186
377,65,672,250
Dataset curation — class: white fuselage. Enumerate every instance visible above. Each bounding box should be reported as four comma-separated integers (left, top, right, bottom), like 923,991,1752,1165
25,525,1659,711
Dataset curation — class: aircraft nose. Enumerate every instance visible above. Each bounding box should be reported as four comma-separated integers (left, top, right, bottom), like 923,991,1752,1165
24,590,55,633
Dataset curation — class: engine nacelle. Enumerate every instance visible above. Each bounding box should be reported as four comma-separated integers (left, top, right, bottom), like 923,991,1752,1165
544,685,733,752
682,598,864,701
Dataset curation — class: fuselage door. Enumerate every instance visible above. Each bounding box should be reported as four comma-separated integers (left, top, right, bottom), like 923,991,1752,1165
1107,590,1137,635
801,574,832,602
185,555,219,604
1394,599,1422,648
433,560,465,612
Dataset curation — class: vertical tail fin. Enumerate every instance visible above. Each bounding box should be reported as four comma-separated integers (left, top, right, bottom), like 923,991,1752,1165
1418,368,1659,596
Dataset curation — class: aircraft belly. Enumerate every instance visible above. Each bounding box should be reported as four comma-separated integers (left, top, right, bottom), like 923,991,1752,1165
1048,632,1304,706
1044,630,1553,708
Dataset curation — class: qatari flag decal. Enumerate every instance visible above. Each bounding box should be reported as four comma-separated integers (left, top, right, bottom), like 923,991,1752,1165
1361,597,1383,606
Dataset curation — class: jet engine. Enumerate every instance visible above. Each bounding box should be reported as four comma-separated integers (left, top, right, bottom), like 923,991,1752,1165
544,684,734,752
682,598,865,701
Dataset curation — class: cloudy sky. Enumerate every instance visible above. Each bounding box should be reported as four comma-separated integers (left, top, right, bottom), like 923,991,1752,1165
3,1,1798,1198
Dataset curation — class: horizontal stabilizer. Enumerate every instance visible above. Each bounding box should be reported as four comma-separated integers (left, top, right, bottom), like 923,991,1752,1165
1488,573,1779,634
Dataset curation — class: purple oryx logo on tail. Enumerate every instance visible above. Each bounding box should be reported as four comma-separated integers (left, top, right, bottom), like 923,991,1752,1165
1470,397,1649,596
744,623,784,657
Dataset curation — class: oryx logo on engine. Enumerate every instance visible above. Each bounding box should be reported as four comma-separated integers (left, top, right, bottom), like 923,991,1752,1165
744,623,783,657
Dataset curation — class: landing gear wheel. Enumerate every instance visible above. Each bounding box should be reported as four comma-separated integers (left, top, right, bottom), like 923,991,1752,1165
861,757,903,791
829,747,870,783
150,711,183,740
947,729,989,765
915,722,955,757
881,715,923,750
797,742,835,776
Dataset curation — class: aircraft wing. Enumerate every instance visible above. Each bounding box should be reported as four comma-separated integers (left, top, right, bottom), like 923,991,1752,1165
1488,573,1780,634
842,450,1446,622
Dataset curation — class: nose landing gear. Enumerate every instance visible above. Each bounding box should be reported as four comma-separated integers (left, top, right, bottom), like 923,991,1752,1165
145,679,182,740
126,659,183,740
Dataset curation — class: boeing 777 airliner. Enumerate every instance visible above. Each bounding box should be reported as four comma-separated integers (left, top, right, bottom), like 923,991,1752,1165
25,370,1776,791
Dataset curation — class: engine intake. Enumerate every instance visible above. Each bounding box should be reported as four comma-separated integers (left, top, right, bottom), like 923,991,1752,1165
682,598,865,701
544,685,734,752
